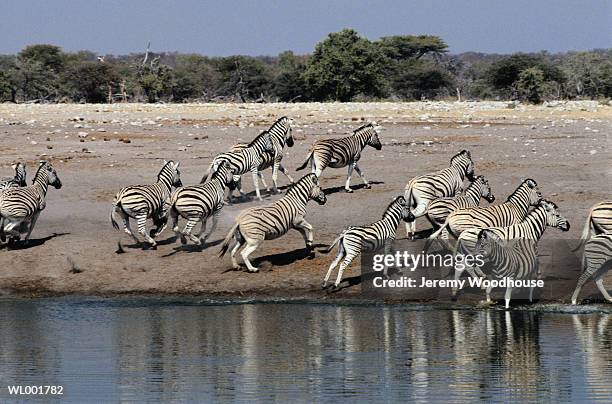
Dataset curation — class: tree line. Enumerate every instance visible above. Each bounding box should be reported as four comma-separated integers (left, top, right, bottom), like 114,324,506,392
0,29,610,104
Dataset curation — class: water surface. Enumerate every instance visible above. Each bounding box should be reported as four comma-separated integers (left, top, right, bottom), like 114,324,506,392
0,298,611,403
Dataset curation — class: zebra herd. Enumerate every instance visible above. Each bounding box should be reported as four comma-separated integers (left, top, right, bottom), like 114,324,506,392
0,116,609,307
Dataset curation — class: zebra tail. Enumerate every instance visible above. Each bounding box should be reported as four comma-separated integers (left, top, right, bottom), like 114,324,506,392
428,218,450,240
200,162,214,184
110,201,121,230
321,231,346,254
295,151,313,171
219,221,240,257
572,214,593,252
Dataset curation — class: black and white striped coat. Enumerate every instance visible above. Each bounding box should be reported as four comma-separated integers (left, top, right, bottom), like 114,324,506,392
219,173,327,272
322,196,414,288
426,175,495,229
469,200,570,307
573,200,612,252
202,131,274,201
404,150,476,238
571,234,612,305
229,116,294,194
110,160,182,249
0,162,27,191
296,123,382,192
0,161,62,243
169,160,235,246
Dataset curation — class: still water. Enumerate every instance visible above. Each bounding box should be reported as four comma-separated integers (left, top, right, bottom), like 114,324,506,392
0,298,611,403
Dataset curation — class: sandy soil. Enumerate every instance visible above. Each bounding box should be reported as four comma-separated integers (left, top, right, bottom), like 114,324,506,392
0,101,610,304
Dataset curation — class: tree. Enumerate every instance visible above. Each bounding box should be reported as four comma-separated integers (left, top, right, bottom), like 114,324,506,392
562,52,612,98
516,67,545,104
486,54,564,97
173,54,222,101
303,29,386,101
391,59,453,100
215,56,272,101
377,35,448,61
272,51,307,101
64,61,119,102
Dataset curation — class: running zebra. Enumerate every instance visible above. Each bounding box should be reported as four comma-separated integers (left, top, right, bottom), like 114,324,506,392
429,178,542,244
229,116,294,194
475,199,570,308
0,161,62,244
404,150,476,239
0,162,27,190
573,200,612,252
571,234,612,305
426,175,495,229
201,131,274,201
169,160,235,246
322,196,414,289
295,123,382,192
110,160,182,249
219,173,326,272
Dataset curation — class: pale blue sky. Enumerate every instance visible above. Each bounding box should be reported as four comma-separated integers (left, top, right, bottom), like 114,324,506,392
0,0,609,55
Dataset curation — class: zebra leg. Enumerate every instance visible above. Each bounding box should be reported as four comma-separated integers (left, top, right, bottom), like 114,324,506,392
451,267,465,299
334,253,357,288
119,211,141,245
200,211,220,245
241,239,263,272
344,164,355,193
257,172,270,194
24,211,40,241
294,219,314,249
278,163,294,184
233,175,245,201
170,208,182,242
353,163,371,189
251,170,263,201
407,202,428,239
271,161,280,194
136,214,156,249
594,269,612,302
182,217,201,245
229,238,244,270
323,243,346,289
572,268,595,305
505,286,513,309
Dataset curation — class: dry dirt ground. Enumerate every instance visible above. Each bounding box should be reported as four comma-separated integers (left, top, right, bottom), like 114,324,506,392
0,101,610,304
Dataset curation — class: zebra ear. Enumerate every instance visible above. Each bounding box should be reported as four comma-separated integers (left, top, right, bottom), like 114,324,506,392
11,164,16,170
174,161,180,169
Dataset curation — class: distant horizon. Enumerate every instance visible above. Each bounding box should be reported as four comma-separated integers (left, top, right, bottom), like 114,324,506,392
0,0,609,56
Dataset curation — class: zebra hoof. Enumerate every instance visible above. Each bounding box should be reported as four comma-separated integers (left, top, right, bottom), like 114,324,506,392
364,184,372,189
247,268,260,273
345,188,354,193
321,282,328,290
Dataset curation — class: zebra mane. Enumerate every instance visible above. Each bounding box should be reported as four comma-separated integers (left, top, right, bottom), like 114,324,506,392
286,173,317,195
382,196,405,217
32,161,48,183
353,123,374,135
247,130,270,147
506,178,537,202
157,161,174,180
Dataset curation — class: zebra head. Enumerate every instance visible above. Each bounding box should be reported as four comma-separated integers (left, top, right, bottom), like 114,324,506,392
275,116,294,147
160,160,182,188
367,123,383,150
214,159,237,188
390,196,414,223
475,228,505,258
451,150,475,182
541,199,570,231
35,161,62,189
307,174,327,205
524,178,542,206
13,162,27,186
476,175,495,203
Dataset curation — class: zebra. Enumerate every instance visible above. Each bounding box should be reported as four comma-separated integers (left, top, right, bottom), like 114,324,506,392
322,196,414,289
404,150,476,239
425,175,495,229
219,173,326,272
0,161,62,244
169,159,235,246
428,178,542,245
571,234,612,305
295,123,382,193
229,116,294,194
474,199,570,308
0,162,27,190
110,160,182,249
201,131,274,202
573,200,612,252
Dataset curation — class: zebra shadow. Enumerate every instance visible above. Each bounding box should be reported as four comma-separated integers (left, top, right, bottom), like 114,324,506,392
161,237,225,257
0,232,69,250
326,269,385,292
226,185,293,205
323,181,384,195
251,244,327,269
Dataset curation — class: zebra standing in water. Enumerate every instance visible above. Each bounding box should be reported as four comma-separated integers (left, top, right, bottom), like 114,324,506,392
229,116,294,194
426,175,495,229
201,131,274,202
0,161,62,244
322,196,414,289
475,200,571,308
0,162,27,190
571,234,612,304
404,150,476,239
110,161,182,249
295,123,382,192
169,160,235,246
219,173,326,272
573,200,612,252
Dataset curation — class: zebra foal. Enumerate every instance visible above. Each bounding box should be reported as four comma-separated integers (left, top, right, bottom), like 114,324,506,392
169,160,235,246
219,173,326,272
296,123,382,193
404,150,476,239
110,160,182,249
322,196,414,289
0,161,62,244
